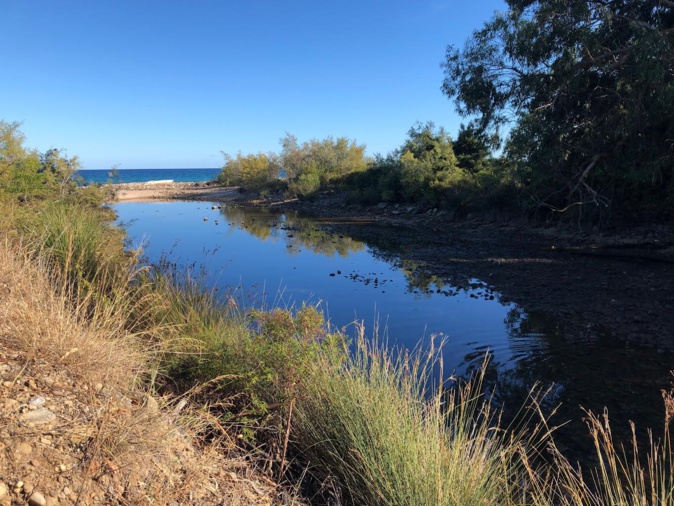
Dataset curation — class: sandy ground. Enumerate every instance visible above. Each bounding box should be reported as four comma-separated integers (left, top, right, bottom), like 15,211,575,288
114,182,242,202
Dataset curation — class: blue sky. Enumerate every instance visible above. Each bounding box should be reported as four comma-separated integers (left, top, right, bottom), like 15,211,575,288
1,1,505,169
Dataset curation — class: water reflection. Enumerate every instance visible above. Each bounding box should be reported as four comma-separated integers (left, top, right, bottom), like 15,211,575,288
115,201,674,461
220,206,364,257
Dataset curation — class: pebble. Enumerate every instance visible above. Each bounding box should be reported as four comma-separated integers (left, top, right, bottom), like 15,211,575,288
15,442,32,455
145,396,159,414
0,482,7,498
28,491,46,506
20,408,56,425
28,396,46,408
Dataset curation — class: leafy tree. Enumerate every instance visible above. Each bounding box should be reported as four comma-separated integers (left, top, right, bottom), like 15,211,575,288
1,121,47,199
41,148,82,197
453,124,493,174
396,122,461,203
218,152,280,191
279,133,368,197
442,0,674,222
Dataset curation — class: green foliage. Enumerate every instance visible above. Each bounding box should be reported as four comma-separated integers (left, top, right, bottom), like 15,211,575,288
343,122,517,214
23,201,129,294
280,133,368,196
218,151,280,191
292,338,549,506
0,120,86,202
442,0,674,224
454,124,494,174
288,165,321,199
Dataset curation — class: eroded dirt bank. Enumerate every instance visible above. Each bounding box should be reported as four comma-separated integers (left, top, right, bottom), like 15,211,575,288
114,183,674,352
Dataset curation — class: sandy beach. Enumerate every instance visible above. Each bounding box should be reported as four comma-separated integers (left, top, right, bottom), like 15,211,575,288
113,182,241,202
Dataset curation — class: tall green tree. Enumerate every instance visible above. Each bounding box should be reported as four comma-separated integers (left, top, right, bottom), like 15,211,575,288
396,122,461,203
453,124,493,174
1,121,46,199
442,0,674,222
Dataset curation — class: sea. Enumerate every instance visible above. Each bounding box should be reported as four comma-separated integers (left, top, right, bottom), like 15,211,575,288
77,168,221,185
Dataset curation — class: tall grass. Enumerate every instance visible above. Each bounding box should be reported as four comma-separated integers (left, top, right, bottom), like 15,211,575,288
289,333,551,505
6,191,674,505
22,200,130,295
526,399,674,506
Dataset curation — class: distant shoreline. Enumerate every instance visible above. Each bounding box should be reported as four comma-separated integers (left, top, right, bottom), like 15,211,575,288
113,181,241,202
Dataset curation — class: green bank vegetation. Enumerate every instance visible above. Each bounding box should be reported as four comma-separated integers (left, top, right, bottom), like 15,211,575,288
219,133,368,199
4,119,674,503
219,1,673,228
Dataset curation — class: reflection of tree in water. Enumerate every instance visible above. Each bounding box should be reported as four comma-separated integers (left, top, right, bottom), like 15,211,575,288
219,206,364,257
219,206,281,241
487,308,672,464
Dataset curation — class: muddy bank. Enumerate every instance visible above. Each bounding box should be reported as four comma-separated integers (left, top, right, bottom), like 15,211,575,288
114,182,674,352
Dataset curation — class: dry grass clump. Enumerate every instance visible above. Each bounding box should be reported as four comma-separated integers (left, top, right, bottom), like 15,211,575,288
0,236,284,505
0,236,143,386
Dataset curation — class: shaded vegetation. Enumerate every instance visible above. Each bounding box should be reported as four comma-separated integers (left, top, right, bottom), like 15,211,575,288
442,0,674,226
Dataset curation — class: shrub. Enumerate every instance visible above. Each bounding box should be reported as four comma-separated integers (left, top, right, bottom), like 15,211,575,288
218,152,280,191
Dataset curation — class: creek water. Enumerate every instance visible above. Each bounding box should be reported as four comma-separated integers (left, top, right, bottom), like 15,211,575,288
115,200,673,459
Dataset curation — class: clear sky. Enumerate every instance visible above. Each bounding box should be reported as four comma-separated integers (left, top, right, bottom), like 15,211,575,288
1,1,505,169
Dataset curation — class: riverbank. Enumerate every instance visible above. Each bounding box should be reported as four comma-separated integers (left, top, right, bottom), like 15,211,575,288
0,239,280,506
115,182,674,353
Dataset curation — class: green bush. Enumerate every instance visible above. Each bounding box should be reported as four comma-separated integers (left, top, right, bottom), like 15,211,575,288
218,152,280,191
288,166,321,199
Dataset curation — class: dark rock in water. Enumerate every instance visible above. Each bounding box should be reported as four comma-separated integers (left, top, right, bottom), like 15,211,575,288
329,273,336,277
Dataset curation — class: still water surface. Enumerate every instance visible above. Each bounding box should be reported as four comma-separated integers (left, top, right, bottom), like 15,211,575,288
115,200,673,457
117,201,516,373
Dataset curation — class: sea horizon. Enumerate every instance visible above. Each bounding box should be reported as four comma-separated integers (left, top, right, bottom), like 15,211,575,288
78,168,220,185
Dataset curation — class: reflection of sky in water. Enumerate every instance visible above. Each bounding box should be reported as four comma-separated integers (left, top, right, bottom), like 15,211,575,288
115,201,674,460
115,201,516,375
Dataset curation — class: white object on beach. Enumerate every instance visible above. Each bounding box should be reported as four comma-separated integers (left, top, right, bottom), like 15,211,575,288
144,180,174,185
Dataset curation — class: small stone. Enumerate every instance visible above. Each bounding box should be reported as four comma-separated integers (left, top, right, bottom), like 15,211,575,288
20,408,56,425
0,482,8,499
23,483,34,495
62,487,71,496
94,383,103,393
3,399,19,411
30,459,40,467
28,491,46,506
145,396,159,414
15,442,32,455
59,464,67,473
28,396,46,408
